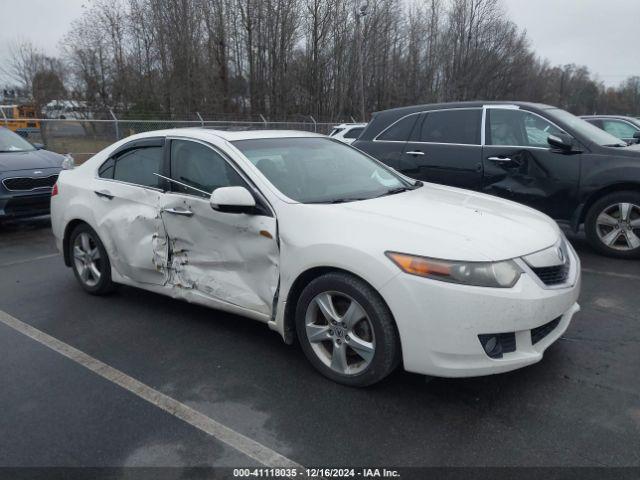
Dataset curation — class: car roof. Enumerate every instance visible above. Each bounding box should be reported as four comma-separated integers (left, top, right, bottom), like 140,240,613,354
332,123,367,128
122,128,326,143
581,115,639,121
373,101,554,117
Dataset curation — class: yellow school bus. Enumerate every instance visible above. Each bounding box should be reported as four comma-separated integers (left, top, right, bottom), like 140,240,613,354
0,104,41,134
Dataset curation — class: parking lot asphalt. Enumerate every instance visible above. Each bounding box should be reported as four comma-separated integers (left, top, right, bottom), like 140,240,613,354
0,217,639,469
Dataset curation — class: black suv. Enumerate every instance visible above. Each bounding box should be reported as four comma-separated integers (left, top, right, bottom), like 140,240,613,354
353,101,640,258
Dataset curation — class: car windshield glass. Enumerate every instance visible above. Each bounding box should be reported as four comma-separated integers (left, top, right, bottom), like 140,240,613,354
232,137,414,203
546,109,627,146
0,128,36,152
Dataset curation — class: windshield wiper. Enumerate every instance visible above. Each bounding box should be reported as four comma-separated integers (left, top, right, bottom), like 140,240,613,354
372,185,417,199
308,197,369,204
604,143,626,148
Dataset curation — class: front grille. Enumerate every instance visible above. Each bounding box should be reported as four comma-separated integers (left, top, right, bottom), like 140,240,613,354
531,317,561,345
530,262,570,286
2,174,58,191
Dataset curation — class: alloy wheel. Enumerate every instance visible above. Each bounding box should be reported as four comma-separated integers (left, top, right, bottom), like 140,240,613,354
304,291,376,376
72,232,102,287
595,202,640,251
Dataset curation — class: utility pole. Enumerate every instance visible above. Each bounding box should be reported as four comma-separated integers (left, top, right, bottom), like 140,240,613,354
356,2,369,123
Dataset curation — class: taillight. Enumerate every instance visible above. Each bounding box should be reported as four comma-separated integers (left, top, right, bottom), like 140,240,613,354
51,183,59,196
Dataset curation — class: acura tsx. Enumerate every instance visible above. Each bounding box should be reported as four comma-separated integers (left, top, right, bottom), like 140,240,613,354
51,129,581,386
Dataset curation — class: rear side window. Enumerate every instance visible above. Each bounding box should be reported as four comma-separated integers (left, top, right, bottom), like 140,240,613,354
99,146,163,188
98,158,115,179
377,115,418,141
330,128,344,137
113,147,163,188
170,140,246,198
343,127,364,139
419,109,481,145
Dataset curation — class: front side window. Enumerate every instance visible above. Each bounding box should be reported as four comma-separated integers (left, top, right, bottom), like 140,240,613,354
487,109,564,148
111,147,163,188
170,139,245,198
0,127,36,152
233,137,412,204
601,120,638,139
343,127,364,139
376,115,418,141
419,109,481,145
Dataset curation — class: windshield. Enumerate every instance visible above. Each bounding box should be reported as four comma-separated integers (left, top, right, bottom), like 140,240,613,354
0,128,36,153
546,108,627,147
232,137,413,203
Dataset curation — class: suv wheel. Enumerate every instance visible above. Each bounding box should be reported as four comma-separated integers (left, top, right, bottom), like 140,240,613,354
69,223,115,294
295,272,401,387
585,191,640,258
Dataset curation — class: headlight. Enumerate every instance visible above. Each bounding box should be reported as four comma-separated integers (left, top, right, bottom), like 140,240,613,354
386,252,522,288
61,154,75,170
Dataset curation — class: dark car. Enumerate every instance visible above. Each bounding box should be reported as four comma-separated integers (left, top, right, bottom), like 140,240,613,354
581,115,640,145
0,127,66,223
353,101,640,258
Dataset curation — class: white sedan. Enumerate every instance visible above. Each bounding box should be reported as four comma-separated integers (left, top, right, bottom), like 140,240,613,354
328,123,367,144
51,129,581,386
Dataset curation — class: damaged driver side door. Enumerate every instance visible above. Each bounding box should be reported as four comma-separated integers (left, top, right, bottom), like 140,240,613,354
159,138,280,318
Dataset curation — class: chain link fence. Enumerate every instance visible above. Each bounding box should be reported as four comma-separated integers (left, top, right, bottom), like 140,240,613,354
8,117,337,164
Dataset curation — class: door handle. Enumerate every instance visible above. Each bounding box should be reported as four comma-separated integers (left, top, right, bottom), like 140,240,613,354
406,151,425,156
94,190,114,200
163,207,194,217
488,156,512,163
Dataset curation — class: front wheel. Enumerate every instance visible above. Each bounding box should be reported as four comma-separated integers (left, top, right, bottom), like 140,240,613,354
68,223,115,294
295,272,401,387
585,191,640,258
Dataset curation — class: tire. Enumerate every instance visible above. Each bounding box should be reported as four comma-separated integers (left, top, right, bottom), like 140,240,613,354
68,223,115,295
295,272,401,387
585,191,640,259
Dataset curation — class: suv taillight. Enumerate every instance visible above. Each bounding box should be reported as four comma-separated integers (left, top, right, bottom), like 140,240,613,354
51,183,59,196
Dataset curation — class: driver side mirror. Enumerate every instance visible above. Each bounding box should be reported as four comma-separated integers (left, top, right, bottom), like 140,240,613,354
547,133,575,152
633,131,640,144
32,142,44,150
210,186,256,214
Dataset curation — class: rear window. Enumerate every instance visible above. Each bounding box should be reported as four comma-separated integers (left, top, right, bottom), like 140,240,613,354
376,115,418,141
419,109,481,145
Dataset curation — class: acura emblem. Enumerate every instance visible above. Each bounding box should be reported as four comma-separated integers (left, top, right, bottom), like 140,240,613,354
33,170,42,175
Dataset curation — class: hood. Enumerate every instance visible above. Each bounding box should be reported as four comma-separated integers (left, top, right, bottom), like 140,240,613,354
288,183,561,263
0,149,65,172
599,142,640,158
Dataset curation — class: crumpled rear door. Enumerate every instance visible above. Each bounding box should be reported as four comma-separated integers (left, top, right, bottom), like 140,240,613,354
159,192,279,317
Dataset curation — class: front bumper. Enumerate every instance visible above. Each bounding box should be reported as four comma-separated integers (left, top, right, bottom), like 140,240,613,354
380,245,581,377
0,192,52,219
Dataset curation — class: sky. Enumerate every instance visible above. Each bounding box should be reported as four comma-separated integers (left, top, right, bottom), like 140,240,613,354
0,0,638,87
502,0,640,86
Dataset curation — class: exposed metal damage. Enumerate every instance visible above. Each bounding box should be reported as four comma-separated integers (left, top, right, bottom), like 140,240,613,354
145,194,280,317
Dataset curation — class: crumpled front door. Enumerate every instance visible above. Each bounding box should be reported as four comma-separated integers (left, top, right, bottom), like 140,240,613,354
158,192,279,317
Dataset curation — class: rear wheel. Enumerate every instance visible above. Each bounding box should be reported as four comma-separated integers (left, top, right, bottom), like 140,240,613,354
585,191,640,258
68,223,115,294
295,272,400,387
